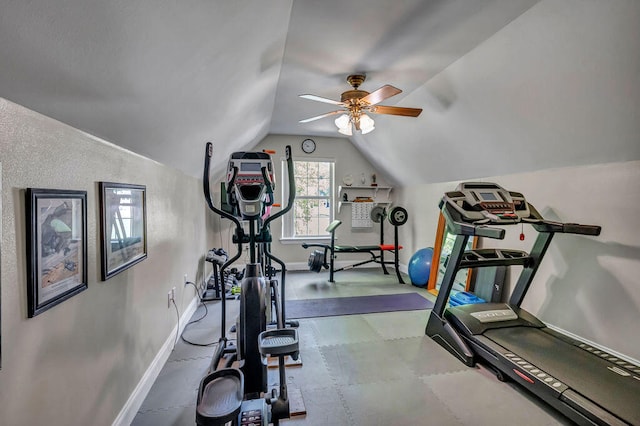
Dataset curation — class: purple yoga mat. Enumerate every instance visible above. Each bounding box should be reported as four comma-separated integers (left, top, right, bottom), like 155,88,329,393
285,292,433,319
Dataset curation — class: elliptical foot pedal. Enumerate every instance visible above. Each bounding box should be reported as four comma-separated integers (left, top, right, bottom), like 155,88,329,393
258,328,299,358
196,368,244,426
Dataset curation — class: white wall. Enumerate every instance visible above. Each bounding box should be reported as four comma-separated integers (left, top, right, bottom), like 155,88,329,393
0,98,209,425
354,0,640,187
396,160,640,361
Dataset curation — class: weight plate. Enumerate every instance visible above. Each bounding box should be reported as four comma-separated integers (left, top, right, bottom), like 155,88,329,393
308,250,324,273
370,205,386,223
388,206,408,226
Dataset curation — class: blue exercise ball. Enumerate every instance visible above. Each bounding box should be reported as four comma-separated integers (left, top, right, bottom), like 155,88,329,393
408,247,434,287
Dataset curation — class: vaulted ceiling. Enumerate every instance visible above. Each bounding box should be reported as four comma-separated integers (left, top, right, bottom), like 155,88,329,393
2,0,639,185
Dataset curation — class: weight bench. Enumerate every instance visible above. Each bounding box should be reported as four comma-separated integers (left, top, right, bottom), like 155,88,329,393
302,206,408,283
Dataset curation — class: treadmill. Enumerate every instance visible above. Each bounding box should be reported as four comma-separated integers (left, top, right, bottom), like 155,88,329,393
425,182,640,426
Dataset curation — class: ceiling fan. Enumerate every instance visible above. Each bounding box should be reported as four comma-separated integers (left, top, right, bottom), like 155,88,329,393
299,74,422,135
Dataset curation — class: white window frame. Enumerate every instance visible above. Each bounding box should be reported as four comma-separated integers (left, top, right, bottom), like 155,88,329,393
281,158,335,242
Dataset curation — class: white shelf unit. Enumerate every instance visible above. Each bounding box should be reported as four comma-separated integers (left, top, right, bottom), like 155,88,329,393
337,185,393,213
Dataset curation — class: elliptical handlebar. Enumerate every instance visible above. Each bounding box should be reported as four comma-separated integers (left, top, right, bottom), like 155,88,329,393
260,166,274,207
203,142,244,269
227,164,238,195
263,145,294,229
203,142,242,228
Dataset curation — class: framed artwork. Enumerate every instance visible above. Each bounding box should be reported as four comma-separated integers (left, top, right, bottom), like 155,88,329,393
427,213,477,296
99,182,147,280
26,188,88,317
1,163,2,367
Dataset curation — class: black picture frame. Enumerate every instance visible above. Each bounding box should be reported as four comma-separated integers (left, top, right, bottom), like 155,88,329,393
26,188,88,317
1,162,3,367
99,182,147,280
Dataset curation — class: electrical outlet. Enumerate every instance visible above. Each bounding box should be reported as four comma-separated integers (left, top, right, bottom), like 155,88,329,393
167,287,176,308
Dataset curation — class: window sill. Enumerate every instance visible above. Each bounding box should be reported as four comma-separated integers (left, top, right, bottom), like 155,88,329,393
279,236,333,245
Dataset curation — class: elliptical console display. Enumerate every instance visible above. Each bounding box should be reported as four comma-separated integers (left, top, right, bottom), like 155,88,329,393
226,151,276,219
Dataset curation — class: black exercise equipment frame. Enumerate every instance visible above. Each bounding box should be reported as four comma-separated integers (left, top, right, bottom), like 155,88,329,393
201,248,228,302
302,206,406,283
425,182,640,426
198,143,299,426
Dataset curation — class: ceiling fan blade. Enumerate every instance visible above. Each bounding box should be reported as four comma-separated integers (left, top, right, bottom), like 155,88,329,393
371,105,423,117
299,94,344,105
360,85,402,106
299,110,344,123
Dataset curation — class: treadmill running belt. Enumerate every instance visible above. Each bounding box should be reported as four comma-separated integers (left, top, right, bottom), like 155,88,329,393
485,327,640,425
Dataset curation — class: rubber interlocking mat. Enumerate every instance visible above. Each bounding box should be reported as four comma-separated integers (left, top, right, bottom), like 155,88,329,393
286,292,433,319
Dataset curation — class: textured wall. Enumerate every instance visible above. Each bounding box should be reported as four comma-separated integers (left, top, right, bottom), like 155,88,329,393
0,98,207,425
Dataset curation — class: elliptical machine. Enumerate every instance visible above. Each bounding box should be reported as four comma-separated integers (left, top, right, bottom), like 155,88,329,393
197,143,299,426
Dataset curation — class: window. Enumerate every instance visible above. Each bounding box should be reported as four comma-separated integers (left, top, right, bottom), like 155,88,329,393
282,159,334,239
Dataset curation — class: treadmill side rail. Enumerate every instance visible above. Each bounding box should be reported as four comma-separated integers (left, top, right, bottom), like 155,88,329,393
472,335,630,426
561,390,629,426
426,311,475,367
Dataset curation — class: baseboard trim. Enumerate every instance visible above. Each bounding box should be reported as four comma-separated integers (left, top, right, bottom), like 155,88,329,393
112,295,199,426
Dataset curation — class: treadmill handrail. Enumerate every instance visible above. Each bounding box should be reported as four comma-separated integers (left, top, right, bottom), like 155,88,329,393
458,248,532,269
531,219,602,236
441,196,601,238
441,201,505,240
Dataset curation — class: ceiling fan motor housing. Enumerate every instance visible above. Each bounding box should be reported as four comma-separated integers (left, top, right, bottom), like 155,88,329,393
342,74,369,105
341,90,369,104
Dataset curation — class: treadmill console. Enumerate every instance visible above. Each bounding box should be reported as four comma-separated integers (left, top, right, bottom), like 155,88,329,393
443,182,530,224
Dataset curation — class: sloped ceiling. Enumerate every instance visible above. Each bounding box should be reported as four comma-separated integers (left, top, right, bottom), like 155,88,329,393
1,0,639,184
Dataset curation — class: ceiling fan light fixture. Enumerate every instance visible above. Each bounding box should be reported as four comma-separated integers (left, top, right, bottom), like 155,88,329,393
338,126,353,136
336,114,353,135
335,114,351,129
360,114,375,134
